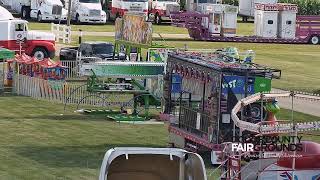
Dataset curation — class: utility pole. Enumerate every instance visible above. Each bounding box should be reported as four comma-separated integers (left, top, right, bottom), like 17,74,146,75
67,0,72,26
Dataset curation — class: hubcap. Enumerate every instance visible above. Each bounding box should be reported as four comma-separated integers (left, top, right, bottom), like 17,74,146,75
34,51,45,60
311,36,319,44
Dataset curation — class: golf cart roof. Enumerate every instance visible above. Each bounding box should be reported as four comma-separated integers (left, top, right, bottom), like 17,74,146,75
99,147,207,180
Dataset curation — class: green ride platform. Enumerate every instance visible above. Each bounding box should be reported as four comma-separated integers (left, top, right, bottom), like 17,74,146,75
107,114,146,122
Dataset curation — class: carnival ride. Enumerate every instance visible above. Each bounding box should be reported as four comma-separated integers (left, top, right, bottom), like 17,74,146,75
64,13,170,122
215,92,320,180
161,48,281,163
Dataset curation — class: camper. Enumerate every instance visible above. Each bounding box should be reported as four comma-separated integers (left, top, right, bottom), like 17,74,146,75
71,0,106,24
239,0,278,21
101,0,148,21
0,0,68,22
0,6,56,60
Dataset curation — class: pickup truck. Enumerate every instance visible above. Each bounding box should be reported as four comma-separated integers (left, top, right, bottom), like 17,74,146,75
59,41,125,61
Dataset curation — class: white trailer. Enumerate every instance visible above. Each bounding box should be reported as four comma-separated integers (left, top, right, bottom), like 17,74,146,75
239,0,278,21
197,4,238,37
0,0,68,22
277,3,298,39
254,3,279,38
70,0,106,24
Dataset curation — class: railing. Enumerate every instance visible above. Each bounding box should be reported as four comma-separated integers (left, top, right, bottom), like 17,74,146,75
61,60,80,80
12,75,134,109
51,23,71,44
178,106,214,137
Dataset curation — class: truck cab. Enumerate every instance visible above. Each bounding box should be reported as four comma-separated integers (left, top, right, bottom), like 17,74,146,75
29,0,68,22
0,6,56,60
1,0,68,22
102,0,148,21
71,0,107,24
149,0,180,24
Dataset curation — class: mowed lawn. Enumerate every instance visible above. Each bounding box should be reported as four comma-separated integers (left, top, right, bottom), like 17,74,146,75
71,35,320,93
28,22,189,34
0,96,319,180
28,20,253,35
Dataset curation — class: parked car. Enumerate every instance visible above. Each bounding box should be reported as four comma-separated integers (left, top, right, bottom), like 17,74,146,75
59,41,125,61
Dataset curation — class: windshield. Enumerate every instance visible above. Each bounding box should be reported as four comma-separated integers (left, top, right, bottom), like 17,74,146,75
92,44,114,54
79,0,100,3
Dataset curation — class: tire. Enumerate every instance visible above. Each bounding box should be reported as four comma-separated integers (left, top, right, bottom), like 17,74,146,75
154,13,161,25
242,16,248,22
106,11,110,22
37,12,42,22
32,47,49,60
76,14,81,24
21,6,30,19
310,35,319,45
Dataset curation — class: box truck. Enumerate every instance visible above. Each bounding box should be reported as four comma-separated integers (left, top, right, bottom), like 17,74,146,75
0,6,56,60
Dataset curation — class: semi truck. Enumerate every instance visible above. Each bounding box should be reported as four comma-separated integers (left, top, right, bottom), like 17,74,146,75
0,6,56,60
148,0,180,24
0,0,68,22
101,0,148,21
239,0,278,21
71,0,106,24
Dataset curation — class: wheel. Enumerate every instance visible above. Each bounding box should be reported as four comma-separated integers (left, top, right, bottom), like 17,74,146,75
310,35,319,45
32,47,48,60
154,13,161,25
37,12,42,22
106,12,110,22
21,6,30,19
76,14,81,24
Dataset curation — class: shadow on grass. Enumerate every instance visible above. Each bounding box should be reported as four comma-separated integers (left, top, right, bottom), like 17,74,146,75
13,143,165,169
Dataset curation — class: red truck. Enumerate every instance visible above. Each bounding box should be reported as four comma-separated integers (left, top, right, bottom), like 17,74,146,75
0,6,56,60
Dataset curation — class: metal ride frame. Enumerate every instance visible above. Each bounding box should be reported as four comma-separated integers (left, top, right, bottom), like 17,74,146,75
164,49,282,153
63,55,167,120
210,92,320,180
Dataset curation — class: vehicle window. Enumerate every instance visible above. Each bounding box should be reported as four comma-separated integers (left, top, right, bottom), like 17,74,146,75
267,20,273,24
15,24,24,31
79,0,100,3
92,44,114,54
286,20,292,25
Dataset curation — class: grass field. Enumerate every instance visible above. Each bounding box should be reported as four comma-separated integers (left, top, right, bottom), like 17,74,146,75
28,22,189,34
28,20,254,35
0,96,319,180
70,35,320,93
